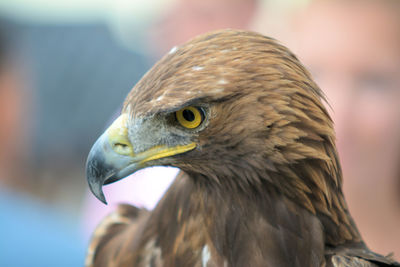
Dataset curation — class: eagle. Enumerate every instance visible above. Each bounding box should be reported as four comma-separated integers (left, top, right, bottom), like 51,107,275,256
85,29,400,267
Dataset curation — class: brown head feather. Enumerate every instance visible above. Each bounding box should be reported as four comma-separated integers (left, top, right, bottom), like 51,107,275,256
123,30,359,245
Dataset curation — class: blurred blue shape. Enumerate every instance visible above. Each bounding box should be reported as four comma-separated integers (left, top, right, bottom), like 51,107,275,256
0,186,86,267
19,23,151,159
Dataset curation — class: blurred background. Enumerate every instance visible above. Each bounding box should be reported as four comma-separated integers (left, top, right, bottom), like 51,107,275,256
0,0,399,265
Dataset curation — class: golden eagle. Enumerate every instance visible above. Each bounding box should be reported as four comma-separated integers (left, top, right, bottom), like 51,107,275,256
85,29,400,267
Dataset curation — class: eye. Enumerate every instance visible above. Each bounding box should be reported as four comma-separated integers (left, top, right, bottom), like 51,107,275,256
175,106,205,129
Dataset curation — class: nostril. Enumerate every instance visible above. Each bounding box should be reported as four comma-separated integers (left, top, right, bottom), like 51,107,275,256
112,142,132,155
114,142,128,149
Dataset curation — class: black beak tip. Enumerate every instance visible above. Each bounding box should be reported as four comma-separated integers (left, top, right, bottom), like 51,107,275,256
86,158,109,205
87,176,108,205
89,182,108,205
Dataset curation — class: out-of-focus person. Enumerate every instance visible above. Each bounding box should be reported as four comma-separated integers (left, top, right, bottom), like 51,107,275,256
82,0,260,240
271,0,400,259
0,20,85,266
0,21,29,192
146,0,258,57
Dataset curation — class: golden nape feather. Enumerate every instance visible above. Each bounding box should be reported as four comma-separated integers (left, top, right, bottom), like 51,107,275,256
85,29,400,267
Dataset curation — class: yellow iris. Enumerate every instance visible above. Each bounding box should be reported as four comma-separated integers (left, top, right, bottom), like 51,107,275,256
175,106,204,129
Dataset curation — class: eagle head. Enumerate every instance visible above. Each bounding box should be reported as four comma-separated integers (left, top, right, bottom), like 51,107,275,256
86,30,345,235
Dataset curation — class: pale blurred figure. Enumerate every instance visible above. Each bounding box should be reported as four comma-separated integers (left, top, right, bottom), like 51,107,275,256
277,0,400,259
146,0,258,57
83,0,260,239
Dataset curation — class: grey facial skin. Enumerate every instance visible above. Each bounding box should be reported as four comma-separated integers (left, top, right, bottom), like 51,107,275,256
86,113,197,204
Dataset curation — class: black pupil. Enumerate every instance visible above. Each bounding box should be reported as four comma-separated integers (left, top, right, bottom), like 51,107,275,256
182,109,195,122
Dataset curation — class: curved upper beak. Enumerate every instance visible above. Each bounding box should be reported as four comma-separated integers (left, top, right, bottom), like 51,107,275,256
85,113,196,204
86,114,137,204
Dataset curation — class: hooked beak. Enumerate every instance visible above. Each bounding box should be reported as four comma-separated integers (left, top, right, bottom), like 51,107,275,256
85,114,196,204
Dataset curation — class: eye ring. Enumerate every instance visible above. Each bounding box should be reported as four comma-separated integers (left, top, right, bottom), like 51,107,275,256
175,106,204,129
